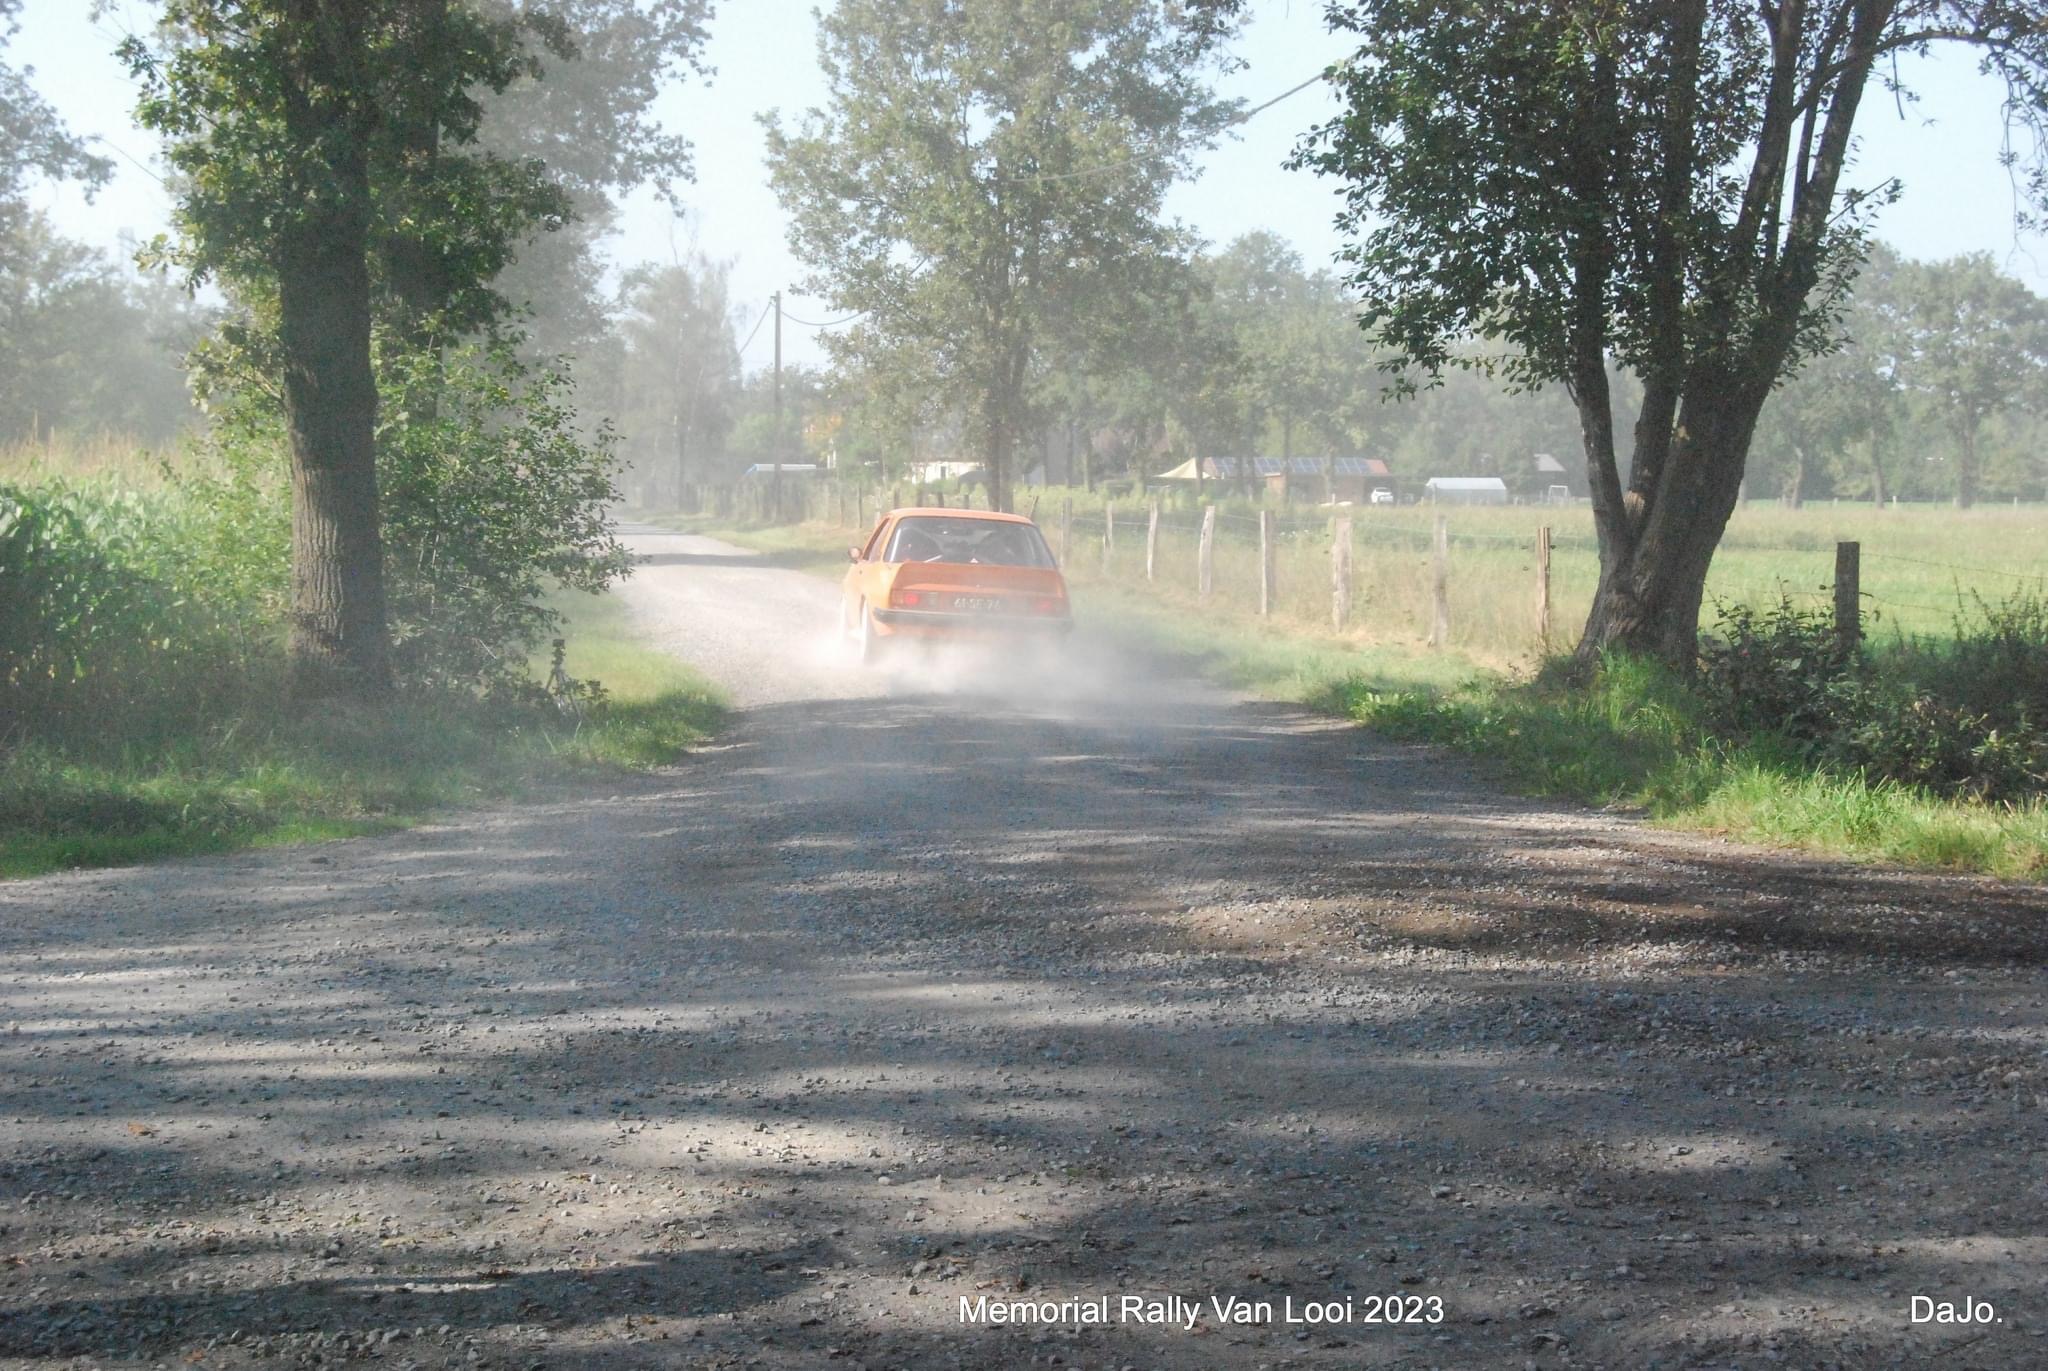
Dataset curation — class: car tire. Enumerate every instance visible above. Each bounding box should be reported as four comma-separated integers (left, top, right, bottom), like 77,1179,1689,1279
856,602,882,666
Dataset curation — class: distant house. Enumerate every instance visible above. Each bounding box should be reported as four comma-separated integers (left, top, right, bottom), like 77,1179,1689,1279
1423,476,1509,505
1153,456,1393,503
1530,452,1576,500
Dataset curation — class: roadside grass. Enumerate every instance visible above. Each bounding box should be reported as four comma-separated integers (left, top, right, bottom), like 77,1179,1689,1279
0,590,724,879
687,508,2048,879
1325,659,2048,880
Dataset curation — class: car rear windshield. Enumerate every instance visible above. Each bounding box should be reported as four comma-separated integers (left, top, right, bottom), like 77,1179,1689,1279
885,517,1055,567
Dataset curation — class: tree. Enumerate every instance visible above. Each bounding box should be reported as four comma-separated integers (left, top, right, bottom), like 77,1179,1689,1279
0,215,212,443
614,255,740,504
1891,252,2048,507
1205,233,1385,498
471,0,714,364
1749,246,1949,509
1289,1,2048,665
1,0,110,234
120,1,608,697
763,0,1237,512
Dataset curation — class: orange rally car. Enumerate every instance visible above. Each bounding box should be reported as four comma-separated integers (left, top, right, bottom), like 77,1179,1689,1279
841,507,1072,661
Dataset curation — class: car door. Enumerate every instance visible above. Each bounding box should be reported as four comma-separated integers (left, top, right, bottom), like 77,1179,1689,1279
847,516,893,621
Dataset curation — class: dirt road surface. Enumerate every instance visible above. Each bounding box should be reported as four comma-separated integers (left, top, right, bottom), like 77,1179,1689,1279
5,525,2046,1371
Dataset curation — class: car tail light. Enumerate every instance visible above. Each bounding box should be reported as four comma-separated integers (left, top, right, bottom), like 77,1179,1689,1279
1030,596,1065,615
891,588,925,608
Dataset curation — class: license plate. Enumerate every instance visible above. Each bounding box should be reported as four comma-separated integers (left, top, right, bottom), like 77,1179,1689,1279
951,596,1001,612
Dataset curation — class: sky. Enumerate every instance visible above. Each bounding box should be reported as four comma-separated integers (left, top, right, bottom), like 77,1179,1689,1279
14,1,2048,374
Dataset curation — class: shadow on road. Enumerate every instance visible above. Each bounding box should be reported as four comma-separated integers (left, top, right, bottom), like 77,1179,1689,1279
3,689,2045,1367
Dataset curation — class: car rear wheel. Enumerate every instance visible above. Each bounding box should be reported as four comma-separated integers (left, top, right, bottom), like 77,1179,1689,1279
856,601,882,665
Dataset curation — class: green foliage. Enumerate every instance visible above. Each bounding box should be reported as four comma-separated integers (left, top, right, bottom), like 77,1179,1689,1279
763,0,1238,506
122,0,572,339
193,340,633,692
1291,0,2048,659
0,478,279,742
0,1,110,220
378,345,632,688
472,0,714,362
0,464,720,876
1697,597,1860,745
1690,592,2048,802
1889,251,2048,506
0,213,214,444
0,592,724,877
1333,644,2048,878
610,256,739,504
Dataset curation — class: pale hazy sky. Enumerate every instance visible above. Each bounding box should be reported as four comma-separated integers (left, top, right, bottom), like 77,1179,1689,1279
15,1,2047,372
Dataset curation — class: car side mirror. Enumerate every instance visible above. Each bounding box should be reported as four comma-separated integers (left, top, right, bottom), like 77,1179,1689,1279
848,546,862,562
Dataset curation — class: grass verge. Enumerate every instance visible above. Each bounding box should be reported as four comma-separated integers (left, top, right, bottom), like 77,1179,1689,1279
681,511,2048,879
0,589,723,879
1323,658,2048,880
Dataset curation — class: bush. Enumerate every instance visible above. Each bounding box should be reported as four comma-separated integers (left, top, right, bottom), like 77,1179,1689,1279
1697,596,1860,747
378,345,632,691
1695,591,2048,803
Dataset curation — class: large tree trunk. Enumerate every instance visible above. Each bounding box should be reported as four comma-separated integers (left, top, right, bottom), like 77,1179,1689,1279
278,202,391,699
985,394,1014,514
1577,382,1763,666
1955,419,1980,508
1868,438,1889,507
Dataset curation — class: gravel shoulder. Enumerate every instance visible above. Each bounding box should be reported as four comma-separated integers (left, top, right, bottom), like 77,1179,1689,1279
4,526,2046,1370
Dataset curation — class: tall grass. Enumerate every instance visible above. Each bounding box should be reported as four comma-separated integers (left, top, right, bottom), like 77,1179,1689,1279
2,439,724,878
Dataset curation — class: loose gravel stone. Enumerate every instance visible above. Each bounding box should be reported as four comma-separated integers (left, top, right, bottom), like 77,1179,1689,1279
1,526,2044,1369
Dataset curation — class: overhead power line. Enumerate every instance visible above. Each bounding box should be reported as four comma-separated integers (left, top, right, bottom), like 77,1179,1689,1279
735,300,774,354
779,305,868,328
998,65,1335,187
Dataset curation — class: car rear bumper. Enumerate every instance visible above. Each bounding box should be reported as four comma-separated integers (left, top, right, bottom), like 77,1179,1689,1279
872,607,1073,636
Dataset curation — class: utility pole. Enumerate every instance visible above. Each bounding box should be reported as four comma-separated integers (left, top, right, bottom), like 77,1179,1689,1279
771,291,783,521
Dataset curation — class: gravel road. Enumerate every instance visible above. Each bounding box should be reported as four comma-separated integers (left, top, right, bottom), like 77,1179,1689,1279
4,524,2046,1371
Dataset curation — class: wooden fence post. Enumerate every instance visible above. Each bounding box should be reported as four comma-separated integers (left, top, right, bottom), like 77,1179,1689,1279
1102,501,1115,573
1198,504,1217,599
1259,509,1275,616
1331,516,1353,630
1429,514,1450,648
1060,497,1073,564
1536,525,1552,653
1835,540,1861,653
1146,498,1160,582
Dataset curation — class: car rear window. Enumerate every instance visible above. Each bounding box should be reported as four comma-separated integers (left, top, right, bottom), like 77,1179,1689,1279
884,517,1055,567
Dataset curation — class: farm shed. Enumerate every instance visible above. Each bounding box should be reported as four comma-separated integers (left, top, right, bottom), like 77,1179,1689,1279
1423,476,1509,505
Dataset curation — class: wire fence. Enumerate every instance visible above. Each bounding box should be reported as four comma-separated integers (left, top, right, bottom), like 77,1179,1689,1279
691,478,2048,658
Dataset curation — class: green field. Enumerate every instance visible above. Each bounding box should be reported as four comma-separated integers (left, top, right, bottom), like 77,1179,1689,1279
745,482,2048,663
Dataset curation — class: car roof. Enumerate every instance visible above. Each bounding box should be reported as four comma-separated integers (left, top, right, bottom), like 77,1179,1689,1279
883,507,1037,526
